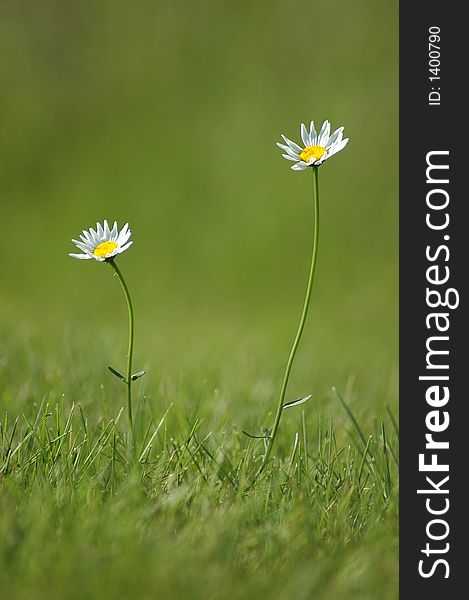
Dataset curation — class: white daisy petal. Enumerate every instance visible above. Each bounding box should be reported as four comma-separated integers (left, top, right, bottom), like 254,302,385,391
309,121,317,145
71,239,90,253
291,162,307,171
323,124,331,145
117,223,129,243
81,230,93,243
104,220,110,237
79,234,89,244
111,221,118,239
328,138,349,157
68,252,92,259
276,142,300,159
118,241,133,253
318,120,331,147
281,135,303,154
282,153,298,162
118,231,131,245
88,227,98,245
96,222,104,238
326,126,344,148
300,123,309,147
330,130,343,148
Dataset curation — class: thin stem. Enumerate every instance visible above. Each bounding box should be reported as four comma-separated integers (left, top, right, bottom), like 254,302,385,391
256,166,320,478
108,259,135,446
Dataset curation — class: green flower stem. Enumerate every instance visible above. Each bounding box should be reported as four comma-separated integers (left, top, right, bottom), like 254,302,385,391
108,259,135,447
256,166,320,478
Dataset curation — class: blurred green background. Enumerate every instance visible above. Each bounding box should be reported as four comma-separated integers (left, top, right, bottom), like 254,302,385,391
0,2,398,598
0,0,397,418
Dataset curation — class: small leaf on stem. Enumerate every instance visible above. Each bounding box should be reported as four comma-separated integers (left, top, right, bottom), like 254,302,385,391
283,394,312,410
131,371,146,381
108,366,126,382
242,430,271,439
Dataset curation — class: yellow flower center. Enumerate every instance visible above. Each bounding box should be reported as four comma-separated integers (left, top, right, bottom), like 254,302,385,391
299,145,327,163
93,241,118,258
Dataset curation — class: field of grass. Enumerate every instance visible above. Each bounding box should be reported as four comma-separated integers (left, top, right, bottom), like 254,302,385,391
1,1,398,598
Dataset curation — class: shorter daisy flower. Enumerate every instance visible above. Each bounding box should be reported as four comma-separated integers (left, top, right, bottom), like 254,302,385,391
69,220,132,261
276,120,349,170
67,218,141,452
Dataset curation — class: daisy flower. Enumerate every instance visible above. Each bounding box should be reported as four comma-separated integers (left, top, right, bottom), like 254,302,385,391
276,120,349,170
69,220,132,261
67,218,141,452
253,119,350,481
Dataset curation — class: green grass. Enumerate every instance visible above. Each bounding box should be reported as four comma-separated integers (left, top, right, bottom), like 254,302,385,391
0,365,398,600
0,0,397,597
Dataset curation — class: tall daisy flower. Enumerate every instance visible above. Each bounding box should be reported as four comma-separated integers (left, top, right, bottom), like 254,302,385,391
277,120,349,170
69,220,143,455
255,120,349,479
